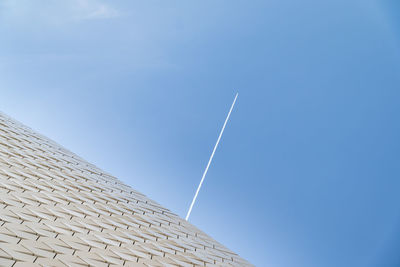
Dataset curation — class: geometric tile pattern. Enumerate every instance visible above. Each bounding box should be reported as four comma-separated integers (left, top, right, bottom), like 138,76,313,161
0,112,252,267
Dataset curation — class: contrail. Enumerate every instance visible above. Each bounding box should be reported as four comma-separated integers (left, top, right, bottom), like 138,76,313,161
185,93,238,221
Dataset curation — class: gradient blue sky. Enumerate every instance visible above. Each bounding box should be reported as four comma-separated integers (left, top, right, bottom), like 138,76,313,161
1,1,400,266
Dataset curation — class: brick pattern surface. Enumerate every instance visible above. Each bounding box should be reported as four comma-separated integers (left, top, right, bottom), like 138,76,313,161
0,112,252,267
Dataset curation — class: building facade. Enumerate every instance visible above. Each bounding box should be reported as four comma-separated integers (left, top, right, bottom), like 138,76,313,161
0,112,252,267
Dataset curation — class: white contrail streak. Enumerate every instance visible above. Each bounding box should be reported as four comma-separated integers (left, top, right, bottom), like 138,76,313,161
185,93,238,221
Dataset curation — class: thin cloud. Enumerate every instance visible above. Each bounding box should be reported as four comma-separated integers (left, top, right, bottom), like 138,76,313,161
0,0,120,24
75,0,119,20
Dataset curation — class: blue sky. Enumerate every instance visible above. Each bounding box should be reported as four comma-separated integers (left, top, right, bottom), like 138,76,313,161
1,1,400,266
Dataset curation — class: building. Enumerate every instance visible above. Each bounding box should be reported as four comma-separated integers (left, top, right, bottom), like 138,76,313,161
0,112,252,266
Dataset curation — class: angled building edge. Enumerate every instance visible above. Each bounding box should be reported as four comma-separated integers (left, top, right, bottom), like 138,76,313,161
0,112,253,267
